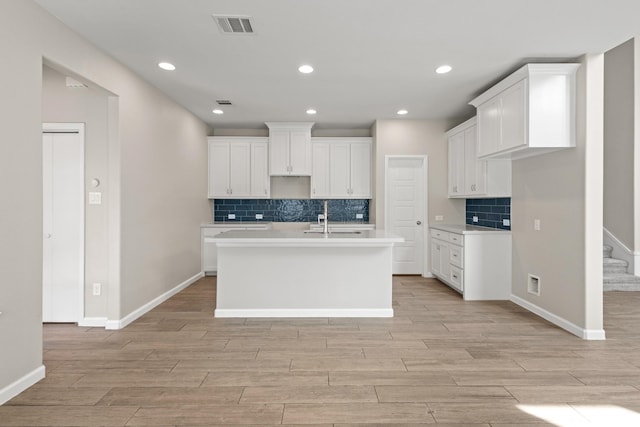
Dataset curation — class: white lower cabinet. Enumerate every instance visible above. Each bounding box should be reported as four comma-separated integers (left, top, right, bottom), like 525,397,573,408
430,226,511,300
202,224,270,274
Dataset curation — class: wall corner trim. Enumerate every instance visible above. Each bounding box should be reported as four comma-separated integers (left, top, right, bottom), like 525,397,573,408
0,365,45,405
510,294,606,340
105,272,204,330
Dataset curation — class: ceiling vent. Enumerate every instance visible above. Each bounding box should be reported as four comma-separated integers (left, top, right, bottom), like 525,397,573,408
216,100,233,106
213,15,254,34
65,77,87,88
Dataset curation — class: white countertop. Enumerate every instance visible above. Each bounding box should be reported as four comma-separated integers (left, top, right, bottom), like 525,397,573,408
430,224,511,235
213,229,403,247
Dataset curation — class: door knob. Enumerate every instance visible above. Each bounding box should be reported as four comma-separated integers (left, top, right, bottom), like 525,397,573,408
44,233,52,239
416,221,422,225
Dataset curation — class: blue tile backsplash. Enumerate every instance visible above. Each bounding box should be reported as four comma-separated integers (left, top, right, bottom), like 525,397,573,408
214,199,370,223
466,198,511,230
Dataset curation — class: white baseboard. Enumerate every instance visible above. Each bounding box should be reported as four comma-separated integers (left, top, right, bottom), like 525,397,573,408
422,272,435,278
604,227,640,275
510,294,606,340
105,272,204,330
214,308,394,318
0,365,45,405
78,317,108,327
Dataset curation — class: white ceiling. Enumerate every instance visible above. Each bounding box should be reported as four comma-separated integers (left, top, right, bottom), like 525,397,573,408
35,0,640,130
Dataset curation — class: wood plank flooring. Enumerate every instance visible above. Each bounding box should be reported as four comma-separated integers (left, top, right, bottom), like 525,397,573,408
3,276,640,426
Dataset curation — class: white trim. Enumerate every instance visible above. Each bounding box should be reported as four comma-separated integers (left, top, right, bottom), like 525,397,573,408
423,272,435,278
604,227,640,275
42,123,85,323
214,308,394,318
0,365,45,405
384,155,429,277
78,317,108,327
511,294,606,340
105,272,203,330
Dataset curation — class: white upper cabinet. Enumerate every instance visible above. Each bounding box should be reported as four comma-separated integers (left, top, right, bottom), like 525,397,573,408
470,63,579,160
266,122,314,176
447,117,511,199
311,137,372,199
207,137,269,199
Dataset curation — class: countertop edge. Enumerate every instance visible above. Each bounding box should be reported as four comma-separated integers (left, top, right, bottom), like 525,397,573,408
430,224,512,235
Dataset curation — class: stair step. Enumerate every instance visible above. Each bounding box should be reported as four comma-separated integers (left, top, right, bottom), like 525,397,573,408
603,257,628,274
603,244,613,258
604,273,640,291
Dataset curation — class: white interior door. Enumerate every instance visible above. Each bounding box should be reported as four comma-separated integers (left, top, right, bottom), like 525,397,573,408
386,156,427,275
43,124,84,323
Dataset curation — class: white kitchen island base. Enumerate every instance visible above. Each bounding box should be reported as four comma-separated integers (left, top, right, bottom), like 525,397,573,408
214,230,402,317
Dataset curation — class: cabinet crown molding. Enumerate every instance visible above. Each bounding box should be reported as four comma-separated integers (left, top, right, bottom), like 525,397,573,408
469,63,580,107
265,122,314,130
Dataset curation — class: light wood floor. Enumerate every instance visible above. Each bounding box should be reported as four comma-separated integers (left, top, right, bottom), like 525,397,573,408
3,276,640,426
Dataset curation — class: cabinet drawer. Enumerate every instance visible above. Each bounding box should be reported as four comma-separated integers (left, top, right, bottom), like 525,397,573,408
449,245,463,268
449,265,464,292
448,233,463,246
432,229,449,241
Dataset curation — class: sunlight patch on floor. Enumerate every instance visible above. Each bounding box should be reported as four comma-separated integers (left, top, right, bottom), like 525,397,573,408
518,404,640,426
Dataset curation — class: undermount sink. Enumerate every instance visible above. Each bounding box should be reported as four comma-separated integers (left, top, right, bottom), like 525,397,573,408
304,229,362,234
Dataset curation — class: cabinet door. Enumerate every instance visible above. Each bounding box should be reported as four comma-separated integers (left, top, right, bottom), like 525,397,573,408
440,242,451,282
329,143,350,198
208,142,230,198
448,132,465,197
269,130,290,175
500,79,527,151
289,130,312,175
477,97,500,158
311,143,331,198
228,142,251,197
464,126,486,195
250,142,270,198
431,240,442,277
349,142,372,198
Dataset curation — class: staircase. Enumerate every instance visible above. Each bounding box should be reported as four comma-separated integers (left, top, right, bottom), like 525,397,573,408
603,244,640,291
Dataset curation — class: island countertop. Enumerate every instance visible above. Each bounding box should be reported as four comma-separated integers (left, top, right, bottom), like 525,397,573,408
213,229,403,247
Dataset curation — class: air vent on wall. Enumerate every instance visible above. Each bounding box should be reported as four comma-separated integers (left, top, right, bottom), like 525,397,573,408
213,15,254,34
216,100,232,106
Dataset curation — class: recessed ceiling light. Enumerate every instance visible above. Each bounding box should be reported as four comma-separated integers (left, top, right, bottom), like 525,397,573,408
306,109,317,115
298,64,314,74
397,109,408,115
435,65,452,74
158,62,176,71
212,109,224,115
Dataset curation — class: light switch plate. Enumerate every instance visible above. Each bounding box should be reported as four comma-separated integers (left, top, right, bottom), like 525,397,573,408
503,219,510,226
534,219,541,231
89,192,102,205
435,215,444,221
472,216,478,223
255,214,263,220
318,214,325,220
356,213,364,219
228,214,236,220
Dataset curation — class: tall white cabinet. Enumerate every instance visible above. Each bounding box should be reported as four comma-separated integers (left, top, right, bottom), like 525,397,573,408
208,137,270,199
447,117,511,198
311,137,372,199
266,122,314,176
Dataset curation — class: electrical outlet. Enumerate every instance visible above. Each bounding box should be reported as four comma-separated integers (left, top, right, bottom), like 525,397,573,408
255,213,263,220
92,283,101,296
435,215,444,221
503,219,510,226
472,216,478,223
318,214,325,220
356,213,364,219
534,219,541,231
228,213,236,220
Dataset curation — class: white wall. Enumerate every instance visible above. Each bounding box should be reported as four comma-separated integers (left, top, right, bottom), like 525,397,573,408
0,0,209,399
604,39,635,250
511,54,604,338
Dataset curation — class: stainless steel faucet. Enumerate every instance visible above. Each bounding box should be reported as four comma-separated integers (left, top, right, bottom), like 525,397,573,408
323,200,329,234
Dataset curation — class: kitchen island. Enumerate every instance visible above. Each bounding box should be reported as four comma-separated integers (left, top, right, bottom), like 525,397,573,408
213,229,403,318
